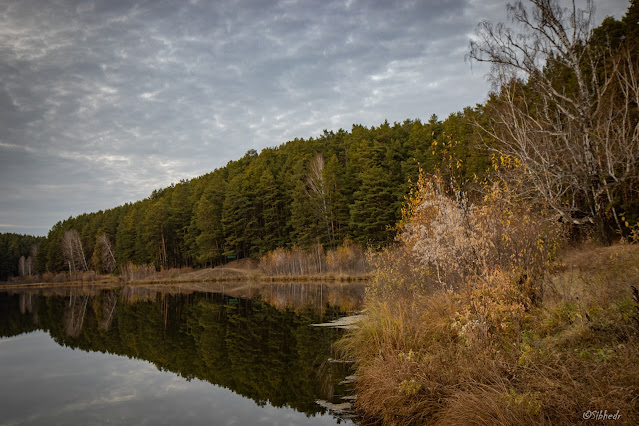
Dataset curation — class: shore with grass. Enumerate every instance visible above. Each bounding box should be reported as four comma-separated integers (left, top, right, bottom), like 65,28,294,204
338,173,639,425
4,241,373,288
2,258,371,289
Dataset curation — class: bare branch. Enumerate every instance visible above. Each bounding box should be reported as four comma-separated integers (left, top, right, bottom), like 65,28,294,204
468,0,638,243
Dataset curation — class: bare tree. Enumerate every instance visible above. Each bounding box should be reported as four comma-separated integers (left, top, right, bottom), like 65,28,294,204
18,248,35,277
27,244,37,276
97,234,116,273
25,256,32,276
18,256,26,277
306,153,334,244
468,0,639,243
61,229,89,272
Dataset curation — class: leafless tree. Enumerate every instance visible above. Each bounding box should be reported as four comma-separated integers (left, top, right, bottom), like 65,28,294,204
18,254,34,277
468,0,639,243
306,153,334,244
25,256,32,276
97,234,116,273
61,229,89,272
27,244,37,276
18,256,26,277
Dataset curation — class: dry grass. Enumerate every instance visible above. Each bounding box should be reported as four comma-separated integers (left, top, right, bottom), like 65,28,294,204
341,244,639,425
260,240,371,276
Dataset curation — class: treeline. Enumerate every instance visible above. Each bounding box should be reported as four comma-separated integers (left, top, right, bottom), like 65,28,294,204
7,110,492,277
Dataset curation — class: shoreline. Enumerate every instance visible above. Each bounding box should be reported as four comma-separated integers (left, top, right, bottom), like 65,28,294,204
1,273,372,289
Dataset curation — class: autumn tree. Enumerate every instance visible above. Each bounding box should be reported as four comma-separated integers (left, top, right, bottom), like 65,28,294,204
469,0,639,243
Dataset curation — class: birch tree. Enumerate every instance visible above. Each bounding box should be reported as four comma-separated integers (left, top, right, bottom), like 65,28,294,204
28,244,37,275
468,0,639,243
18,256,26,277
97,234,116,273
306,153,334,244
61,229,88,272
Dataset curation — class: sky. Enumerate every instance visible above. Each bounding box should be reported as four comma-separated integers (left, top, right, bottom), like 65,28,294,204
0,0,631,236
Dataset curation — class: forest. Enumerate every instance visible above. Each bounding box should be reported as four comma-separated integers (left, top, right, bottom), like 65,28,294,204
339,1,639,424
2,1,639,424
1,109,493,281
1,0,638,286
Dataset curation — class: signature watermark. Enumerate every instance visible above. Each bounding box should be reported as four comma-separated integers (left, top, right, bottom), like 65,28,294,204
582,410,621,421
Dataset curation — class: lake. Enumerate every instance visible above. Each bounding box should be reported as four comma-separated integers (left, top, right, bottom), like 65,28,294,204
0,282,365,425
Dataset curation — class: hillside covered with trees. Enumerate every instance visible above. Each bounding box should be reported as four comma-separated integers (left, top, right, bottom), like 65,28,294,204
2,109,493,279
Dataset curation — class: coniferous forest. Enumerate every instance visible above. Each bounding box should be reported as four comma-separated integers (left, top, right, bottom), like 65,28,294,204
1,111,493,280
2,1,638,282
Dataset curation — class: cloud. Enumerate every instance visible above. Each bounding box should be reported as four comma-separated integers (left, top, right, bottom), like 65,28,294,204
0,0,631,235
0,141,36,153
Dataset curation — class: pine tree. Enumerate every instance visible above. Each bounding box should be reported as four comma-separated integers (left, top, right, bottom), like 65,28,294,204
195,179,226,266
350,166,399,247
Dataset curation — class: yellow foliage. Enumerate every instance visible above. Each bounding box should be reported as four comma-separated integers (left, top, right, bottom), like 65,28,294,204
391,169,561,297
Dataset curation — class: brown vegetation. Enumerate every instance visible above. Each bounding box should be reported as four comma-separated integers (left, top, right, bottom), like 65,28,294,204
340,172,638,425
3,253,369,288
260,240,370,276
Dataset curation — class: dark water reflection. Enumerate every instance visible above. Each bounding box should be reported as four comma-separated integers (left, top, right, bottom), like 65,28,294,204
0,282,365,425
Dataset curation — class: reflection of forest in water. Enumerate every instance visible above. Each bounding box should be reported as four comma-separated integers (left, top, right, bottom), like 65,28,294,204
0,282,365,418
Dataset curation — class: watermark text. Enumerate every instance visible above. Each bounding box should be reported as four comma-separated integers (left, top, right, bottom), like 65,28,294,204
582,410,621,421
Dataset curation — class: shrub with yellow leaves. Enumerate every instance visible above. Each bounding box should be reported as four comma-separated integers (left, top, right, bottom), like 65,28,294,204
380,167,561,301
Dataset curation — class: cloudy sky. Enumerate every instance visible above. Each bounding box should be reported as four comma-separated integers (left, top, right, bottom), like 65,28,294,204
0,0,631,236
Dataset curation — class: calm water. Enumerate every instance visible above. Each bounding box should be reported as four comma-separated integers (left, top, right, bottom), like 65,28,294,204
0,282,365,425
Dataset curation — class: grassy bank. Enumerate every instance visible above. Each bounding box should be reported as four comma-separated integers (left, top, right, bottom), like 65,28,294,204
2,265,372,288
339,173,639,425
4,249,372,287
341,244,638,424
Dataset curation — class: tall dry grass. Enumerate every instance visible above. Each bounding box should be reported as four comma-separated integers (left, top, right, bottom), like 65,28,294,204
119,262,156,281
260,239,370,276
341,171,639,425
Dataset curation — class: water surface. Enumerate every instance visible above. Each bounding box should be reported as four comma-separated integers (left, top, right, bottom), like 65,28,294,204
0,282,364,425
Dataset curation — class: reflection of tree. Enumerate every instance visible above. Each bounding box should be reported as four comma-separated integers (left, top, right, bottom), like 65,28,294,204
98,291,117,331
19,293,33,314
0,293,38,337
0,289,354,417
62,293,89,338
119,286,156,305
